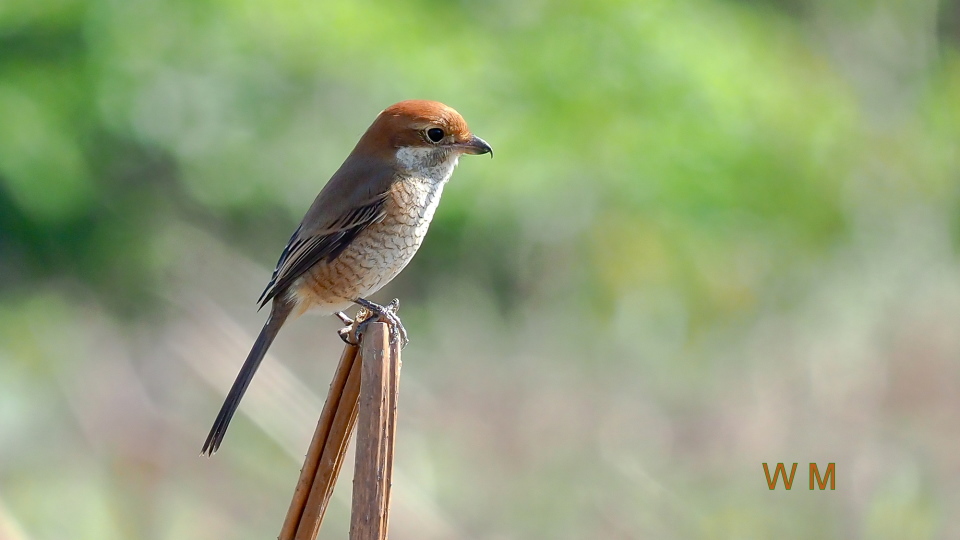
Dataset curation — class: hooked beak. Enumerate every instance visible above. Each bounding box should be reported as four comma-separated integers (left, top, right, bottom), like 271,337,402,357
460,135,493,157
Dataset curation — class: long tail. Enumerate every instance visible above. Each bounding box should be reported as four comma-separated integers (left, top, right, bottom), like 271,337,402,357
201,298,294,455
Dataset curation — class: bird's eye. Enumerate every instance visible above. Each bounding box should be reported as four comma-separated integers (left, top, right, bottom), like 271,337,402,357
426,127,445,143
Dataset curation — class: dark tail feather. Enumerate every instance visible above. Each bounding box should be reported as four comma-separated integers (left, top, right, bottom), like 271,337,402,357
201,299,294,456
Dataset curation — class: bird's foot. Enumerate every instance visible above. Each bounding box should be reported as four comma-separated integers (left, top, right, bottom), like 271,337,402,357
336,309,379,346
336,311,359,346
353,298,408,348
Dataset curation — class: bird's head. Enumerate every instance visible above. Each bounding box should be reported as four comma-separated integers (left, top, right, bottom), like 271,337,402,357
353,100,492,175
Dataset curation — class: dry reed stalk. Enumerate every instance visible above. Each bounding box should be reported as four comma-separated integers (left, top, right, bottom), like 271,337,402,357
349,322,401,540
279,341,361,540
279,317,403,540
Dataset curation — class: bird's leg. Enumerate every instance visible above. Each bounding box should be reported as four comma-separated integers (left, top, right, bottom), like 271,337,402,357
353,298,408,348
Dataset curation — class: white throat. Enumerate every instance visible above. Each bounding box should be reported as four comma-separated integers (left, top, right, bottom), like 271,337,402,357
395,147,460,185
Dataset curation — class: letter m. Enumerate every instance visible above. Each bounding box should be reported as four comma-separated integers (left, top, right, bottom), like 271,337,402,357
809,463,835,490
763,463,797,490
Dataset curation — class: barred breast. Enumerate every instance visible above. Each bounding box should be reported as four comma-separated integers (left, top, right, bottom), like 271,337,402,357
293,176,447,315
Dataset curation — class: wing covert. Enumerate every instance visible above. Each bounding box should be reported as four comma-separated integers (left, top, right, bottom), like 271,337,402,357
257,198,387,307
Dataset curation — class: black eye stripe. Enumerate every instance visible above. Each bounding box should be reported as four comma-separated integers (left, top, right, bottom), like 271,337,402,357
426,127,444,143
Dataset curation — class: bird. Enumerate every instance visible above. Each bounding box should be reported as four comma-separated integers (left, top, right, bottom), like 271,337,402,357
201,100,492,455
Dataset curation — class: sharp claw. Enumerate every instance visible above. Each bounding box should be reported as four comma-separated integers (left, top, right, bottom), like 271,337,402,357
337,326,354,345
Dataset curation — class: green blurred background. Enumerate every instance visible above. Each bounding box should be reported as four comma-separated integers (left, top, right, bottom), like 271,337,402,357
2,0,959,538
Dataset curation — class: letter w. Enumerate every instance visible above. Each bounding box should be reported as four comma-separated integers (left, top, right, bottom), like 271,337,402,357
763,463,797,490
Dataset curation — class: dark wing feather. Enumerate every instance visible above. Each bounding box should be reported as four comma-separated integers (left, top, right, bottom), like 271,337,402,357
257,198,387,307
